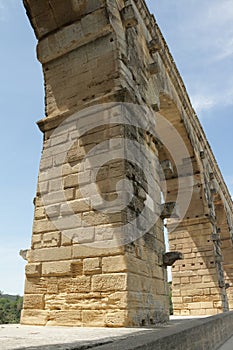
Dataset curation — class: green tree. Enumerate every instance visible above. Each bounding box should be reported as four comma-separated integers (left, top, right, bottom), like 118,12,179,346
0,294,23,324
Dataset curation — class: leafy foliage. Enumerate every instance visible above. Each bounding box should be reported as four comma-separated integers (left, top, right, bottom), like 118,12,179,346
0,291,23,324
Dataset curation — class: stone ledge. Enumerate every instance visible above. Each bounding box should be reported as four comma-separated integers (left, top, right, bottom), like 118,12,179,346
1,313,233,349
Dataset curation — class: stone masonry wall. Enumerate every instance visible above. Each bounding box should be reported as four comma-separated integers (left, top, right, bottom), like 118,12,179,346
21,0,233,324
21,0,170,327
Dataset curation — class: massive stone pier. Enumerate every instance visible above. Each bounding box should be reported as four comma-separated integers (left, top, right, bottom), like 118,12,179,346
21,0,233,327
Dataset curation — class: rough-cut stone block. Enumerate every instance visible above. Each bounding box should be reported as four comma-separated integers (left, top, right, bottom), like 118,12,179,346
82,310,106,327
47,310,82,326
73,245,124,259
102,255,127,273
20,310,48,326
25,263,42,277
42,261,72,276
120,5,138,28
92,274,127,292
83,257,101,275
30,246,72,262
23,294,45,309
58,276,91,293
71,260,83,277
42,232,61,248
148,62,160,75
105,310,127,327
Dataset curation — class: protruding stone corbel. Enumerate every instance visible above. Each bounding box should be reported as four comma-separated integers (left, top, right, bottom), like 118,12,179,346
120,5,138,28
209,172,214,180
160,160,174,178
200,150,205,159
19,249,29,261
148,62,160,75
151,103,160,112
161,202,180,220
148,38,161,54
210,180,218,195
162,252,183,267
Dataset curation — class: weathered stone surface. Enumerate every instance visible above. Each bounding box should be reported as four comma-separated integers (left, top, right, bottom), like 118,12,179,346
22,0,233,327
42,261,72,277
92,274,127,292
102,255,127,273
83,257,101,275
25,263,41,277
23,294,45,309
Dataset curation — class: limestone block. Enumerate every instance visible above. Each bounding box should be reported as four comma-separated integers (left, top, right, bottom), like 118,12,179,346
42,232,61,248
47,310,82,326
45,292,102,311
25,263,42,277
83,257,101,275
61,199,91,215
37,188,74,205
33,218,57,234
37,8,112,64
82,310,106,327
23,294,44,309
105,310,127,327
148,62,160,75
95,225,114,241
66,144,86,164
58,276,91,293
31,234,42,249
73,244,124,259
71,260,83,277
61,233,72,246
82,211,123,226
34,207,46,220
40,156,53,171
21,310,48,326
42,261,72,276
30,246,72,262
64,227,95,244
63,174,79,189
127,255,150,277
92,273,127,292
105,291,128,309
102,255,127,273
24,277,48,294
120,5,138,28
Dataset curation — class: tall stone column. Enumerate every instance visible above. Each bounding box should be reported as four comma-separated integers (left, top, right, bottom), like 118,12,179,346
21,0,169,327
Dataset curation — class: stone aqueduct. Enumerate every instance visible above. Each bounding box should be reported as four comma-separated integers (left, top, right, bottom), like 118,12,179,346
21,0,233,327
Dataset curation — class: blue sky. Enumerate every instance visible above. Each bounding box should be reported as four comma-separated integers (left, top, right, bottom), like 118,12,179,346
0,0,232,295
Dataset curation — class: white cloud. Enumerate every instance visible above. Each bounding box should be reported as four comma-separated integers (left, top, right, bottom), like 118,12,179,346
191,95,215,112
190,77,233,114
